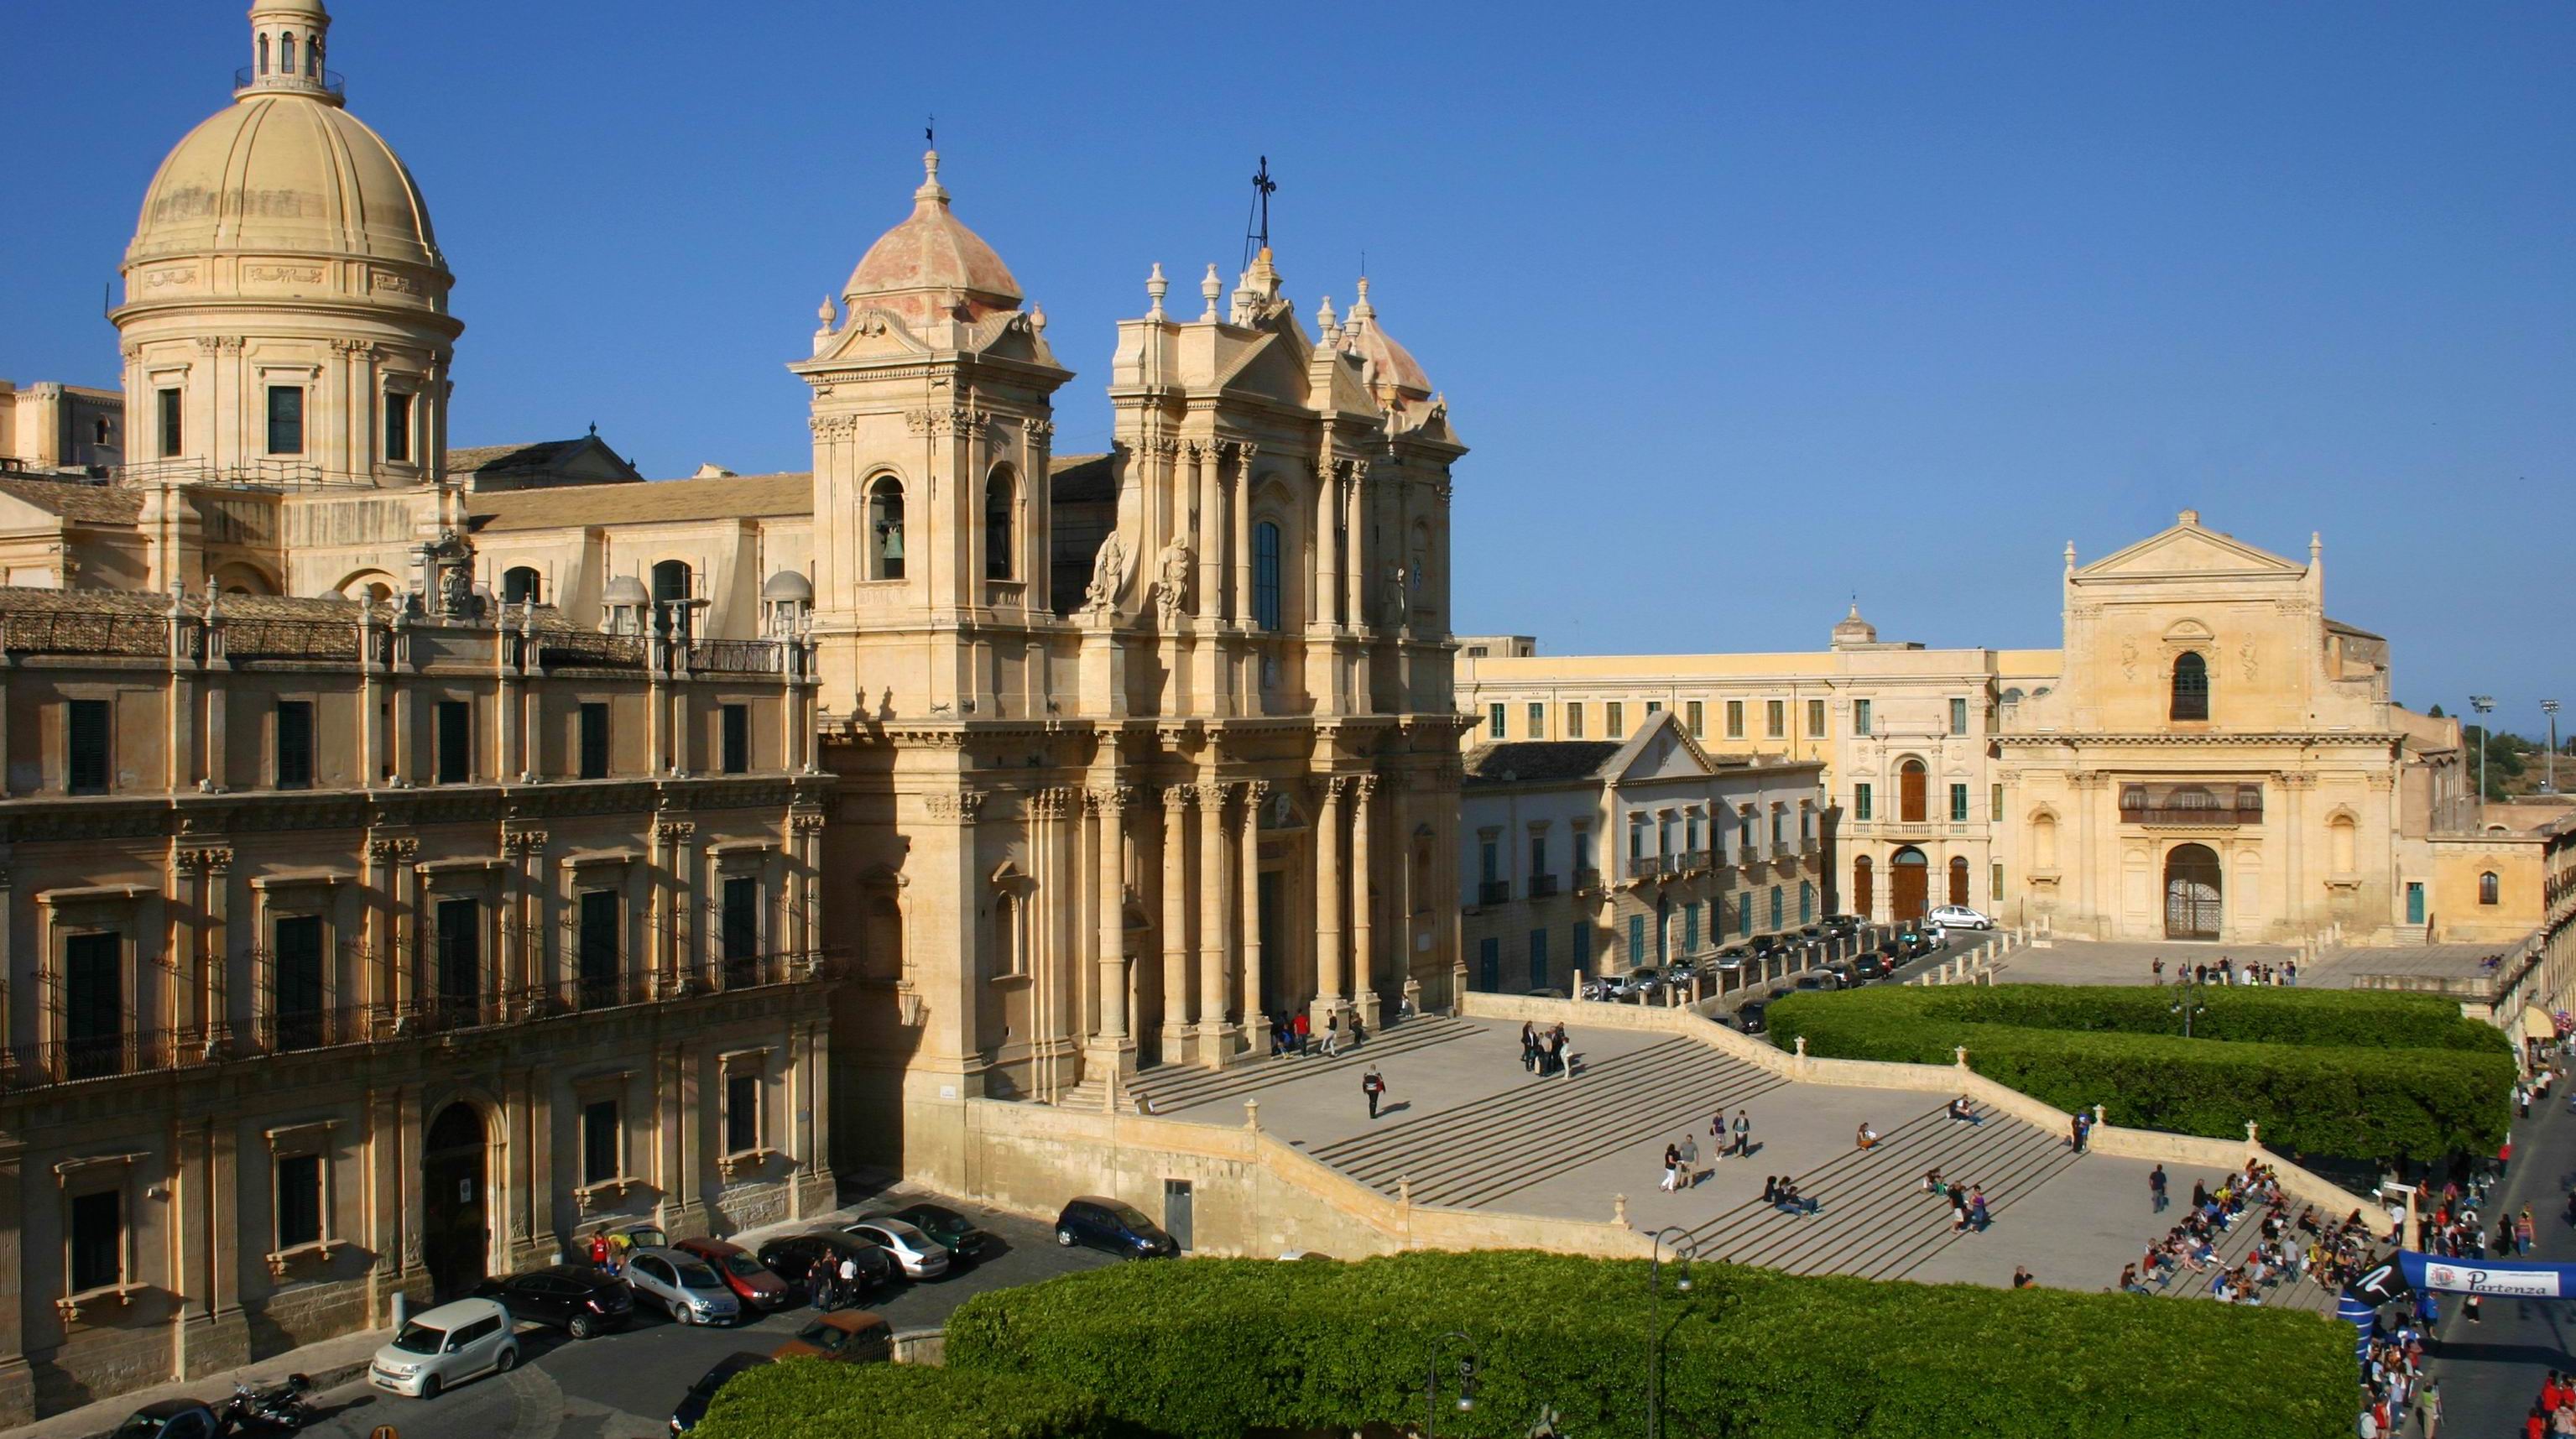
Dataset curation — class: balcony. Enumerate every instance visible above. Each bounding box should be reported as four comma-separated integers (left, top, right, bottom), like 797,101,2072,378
1528,873,1560,899
2120,784,2263,826
1628,855,1669,882
1478,880,1512,905
2,951,842,1092
1678,849,1713,873
1575,867,1603,894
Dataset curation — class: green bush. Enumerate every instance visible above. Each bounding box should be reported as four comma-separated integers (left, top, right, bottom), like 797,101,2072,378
691,1358,1106,1439
945,1252,2358,1439
1766,984,2512,1162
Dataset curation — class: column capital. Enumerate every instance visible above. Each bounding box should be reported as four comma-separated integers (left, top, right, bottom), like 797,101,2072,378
923,791,987,824
1162,784,1194,813
175,845,235,876
1087,785,1135,816
654,818,698,843
365,837,417,864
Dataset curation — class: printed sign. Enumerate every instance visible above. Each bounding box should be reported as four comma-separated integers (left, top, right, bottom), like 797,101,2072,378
2423,1261,2562,1299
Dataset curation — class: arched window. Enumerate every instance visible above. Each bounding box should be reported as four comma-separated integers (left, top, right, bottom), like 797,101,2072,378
2171,651,2210,722
983,469,1014,581
1854,855,1874,916
1948,855,1970,906
650,560,691,636
280,32,296,75
2480,871,2500,906
868,477,906,581
501,566,541,606
306,37,321,76
1252,520,1283,631
1898,758,1927,823
258,33,269,74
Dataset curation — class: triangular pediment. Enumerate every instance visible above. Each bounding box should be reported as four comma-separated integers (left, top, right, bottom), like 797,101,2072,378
2076,519,2305,583
1611,711,1715,784
1211,327,1314,403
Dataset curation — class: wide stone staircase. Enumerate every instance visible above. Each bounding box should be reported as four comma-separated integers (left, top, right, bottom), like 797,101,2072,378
2131,1193,2340,1313
1681,1103,2081,1280
1118,1014,1487,1116
1301,1038,1787,1209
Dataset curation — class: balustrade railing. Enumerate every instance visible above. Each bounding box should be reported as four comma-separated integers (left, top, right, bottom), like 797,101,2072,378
1527,873,1561,899
1477,879,1511,906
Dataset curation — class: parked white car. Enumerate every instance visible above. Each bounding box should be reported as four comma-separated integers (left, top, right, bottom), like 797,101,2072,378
1927,905,1995,931
368,1297,518,1399
623,1246,743,1326
842,1218,952,1280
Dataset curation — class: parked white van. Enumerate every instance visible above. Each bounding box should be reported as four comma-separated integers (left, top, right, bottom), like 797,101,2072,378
368,1297,519,1399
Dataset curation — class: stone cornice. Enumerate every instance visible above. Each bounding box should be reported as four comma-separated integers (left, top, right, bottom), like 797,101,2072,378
1996,732,2402,748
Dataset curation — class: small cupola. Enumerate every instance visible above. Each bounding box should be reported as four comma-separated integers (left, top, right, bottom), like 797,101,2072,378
242,0,341,102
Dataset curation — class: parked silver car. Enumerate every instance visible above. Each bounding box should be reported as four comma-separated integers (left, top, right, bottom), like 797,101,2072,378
368,1297,518,1399
623,1246,743,1326
842,1218,952,1280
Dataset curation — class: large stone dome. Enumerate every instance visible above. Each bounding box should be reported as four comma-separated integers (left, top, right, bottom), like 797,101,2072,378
841,151,1020,329
128,96,441,273
1343,277,1431,399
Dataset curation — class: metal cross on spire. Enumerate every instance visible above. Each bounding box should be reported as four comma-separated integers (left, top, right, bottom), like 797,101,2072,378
925,115,935,146
1244,155,1277,269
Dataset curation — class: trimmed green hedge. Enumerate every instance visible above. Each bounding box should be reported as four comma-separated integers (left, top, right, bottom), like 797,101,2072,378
692,1358,1105,1439
942,1252,2357,1439
1766,984,2512,1162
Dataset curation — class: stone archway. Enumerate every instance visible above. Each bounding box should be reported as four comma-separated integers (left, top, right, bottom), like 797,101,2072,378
1890,847,1929,925
421,1101,491,1302
2165,844,2222,941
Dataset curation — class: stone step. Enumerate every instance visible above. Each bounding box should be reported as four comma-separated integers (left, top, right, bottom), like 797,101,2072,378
1128,1014,1483,1115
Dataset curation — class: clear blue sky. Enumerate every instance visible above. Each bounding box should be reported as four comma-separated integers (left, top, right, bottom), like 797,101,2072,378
6,3,2569,729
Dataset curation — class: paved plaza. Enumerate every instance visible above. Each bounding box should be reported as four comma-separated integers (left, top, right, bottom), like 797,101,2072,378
1138,1014,2335,1308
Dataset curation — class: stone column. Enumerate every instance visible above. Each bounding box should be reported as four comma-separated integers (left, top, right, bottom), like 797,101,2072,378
1194,443,1223,619
1091,788,1130,1050
1311,777,1347,1026
1313,458,1339,628
1197,784,1233,1066
202,849,232,1049
1159,785,1192,1065
1239,781,1271,1054
0,1144,29,1426
1229,445,1255,627
1352,775,1376,1017
1344,463,1367,629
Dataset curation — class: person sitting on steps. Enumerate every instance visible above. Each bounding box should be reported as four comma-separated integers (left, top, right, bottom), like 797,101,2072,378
1856,1122,1880,1150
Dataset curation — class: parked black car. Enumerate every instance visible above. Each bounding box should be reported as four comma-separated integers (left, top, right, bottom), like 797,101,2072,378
472,1264,635,1339
753,1233,896,1296
1736,1000,1770,1034
1055,1197,1178,1258
1823,914,1863,935
1791,973,1829,993
112,1400,225,1439
1852,954,1887,981
879,1202,990,1263
670,1352,773,1433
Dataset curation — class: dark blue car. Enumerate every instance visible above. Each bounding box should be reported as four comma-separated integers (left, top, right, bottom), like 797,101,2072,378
1054,1197,1177,1257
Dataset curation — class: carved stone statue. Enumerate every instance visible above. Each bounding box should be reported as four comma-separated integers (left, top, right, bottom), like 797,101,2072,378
1383,562,1407,625
1083,532,1129,613
438,560,473,619
1152,534,1192,624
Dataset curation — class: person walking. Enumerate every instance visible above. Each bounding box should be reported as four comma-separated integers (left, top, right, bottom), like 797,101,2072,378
806,1254,832,1311
1661,1143,1682,1193
1322,1012,1343,1058
1732,1108,1753,1159
2419,1379,2440,1438
1710,1108,1729,1164
1520,1020,1539,1072
837,1254,860,1307
2151,957,2164,985
1677,1133,1700,1188
2151,1164,2168,1213
1362,1065,1385,1120
2070,1112,2086,1154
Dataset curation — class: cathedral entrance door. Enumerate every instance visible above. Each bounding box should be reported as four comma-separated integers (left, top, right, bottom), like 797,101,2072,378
1890,847,1928,925
2164,844,2223,941
421,1102,490,1303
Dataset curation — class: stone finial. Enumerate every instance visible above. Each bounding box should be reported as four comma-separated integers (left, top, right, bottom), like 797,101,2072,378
1794,1035,1808,1057
1243,1097,1259,1131
1614,1193,1629,1228
1953,1045,1969,1068
2245,1119,2260,1146
1316,295,1339,343
2093,1103,2106,1126
2177,508,2200,527
2062,541,2077,574
1200,263,1223,321
1030,304,1046,332
1145,263,1168,321
1348,274,1375,331
816,295,836,328
916,149,947,204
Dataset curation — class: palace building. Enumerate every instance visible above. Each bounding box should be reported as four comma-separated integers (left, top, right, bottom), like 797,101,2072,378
0,1,1466,1421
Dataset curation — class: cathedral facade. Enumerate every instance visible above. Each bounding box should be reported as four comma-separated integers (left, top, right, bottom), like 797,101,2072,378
0,0,1464,1420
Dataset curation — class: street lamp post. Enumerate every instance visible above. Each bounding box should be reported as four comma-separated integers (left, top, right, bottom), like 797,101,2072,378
2169,972,2208,1039
2471,696,2495,821
1647,1226,1697,1439
2544,701,2562,795
1422,1330,1477,1439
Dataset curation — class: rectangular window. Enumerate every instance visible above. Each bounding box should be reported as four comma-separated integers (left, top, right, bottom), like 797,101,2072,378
435,897,479,1004
265,385,304,456
1765,700,1786,739
1771,809,1785,847
1573,831,1593,878
1950,783,1970,822
275,1153,323,1249
1606,702,1625,738
1628,914,1646,965
272,913,326,1051
1994,863,2006,908
275,700,314,789
1854,783,1873,821
435,700,470,784
1528,928,1548,989
1802,806,1814,842
581,1100,619,1186
1526,702,1545,739
1488,703,1506,739
1628,821,1645,861
725,1071,760,1155
69,1188,123,1294
1571,923,1588,975
1807,698,1827,738
577,889,621,999
1854,698,1873,736
1683,902,1700,953
65,931,123,1080
1950,696,1969,735
383,392,413,463
157,388,183,458
67,697,111,794
1528,835,1547,880
1991,783,2005,822
579,702,610,779
1724,701,1744,739
1686,701,1704,738
1480,841,1499,884
1564,702,1584,738
1645,701,1662,716
721,703,751,774
721,875,759,964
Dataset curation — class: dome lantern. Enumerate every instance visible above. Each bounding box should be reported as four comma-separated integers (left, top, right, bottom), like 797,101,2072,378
242,0,341,104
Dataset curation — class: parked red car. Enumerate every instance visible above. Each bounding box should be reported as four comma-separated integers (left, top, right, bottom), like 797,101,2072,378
673,1237,791,1311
